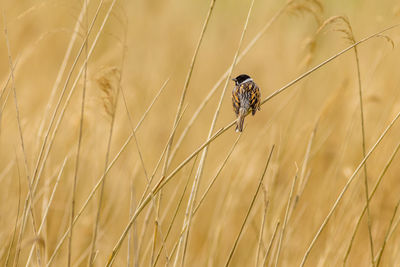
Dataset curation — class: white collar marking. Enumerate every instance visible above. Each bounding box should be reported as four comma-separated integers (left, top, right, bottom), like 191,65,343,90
241,78,253,84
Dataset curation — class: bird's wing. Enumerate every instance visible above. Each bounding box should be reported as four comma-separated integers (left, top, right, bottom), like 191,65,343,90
249,83,260,108
232,86,241,115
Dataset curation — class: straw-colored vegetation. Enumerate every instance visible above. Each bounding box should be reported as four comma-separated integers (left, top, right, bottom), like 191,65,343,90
1,0,400,266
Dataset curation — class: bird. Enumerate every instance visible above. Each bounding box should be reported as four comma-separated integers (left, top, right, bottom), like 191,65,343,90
232,74,261,132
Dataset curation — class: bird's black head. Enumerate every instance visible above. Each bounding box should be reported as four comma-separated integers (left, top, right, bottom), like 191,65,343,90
232,74,251,86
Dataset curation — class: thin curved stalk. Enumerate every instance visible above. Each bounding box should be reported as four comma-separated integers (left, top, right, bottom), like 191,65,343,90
88,3,129,264
343,141,400,265
0,60,18,135
153,134,241,266
134,106,189,265
300,108,400,267
193,134,241,214
274,171,298,267
352,31,375,265
36,0,91,141
224,146,274,267
26,158,68,266
255,189,269,267
375,199,400,266
127,176,136,267
151,156,198,267
152,129,240,265
262,221,280,267
4,154,22,267
87,82,120,267
68,1,89,265
3,14,41,266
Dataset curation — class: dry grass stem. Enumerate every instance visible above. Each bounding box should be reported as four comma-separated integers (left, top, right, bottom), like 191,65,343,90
68,1,89,265
224,146,274,267
193,134,241,214
297,120,318,203
127,177,136,267
88,33,124,267
156,134,241,265
4,154,22,267
25,157,68,266
375,199,400,266
342,16,375,264
262,221,280,267
344,141,400,264
255,188,269,267
274,170,298,267
3,13,41,266
287,0,323,25
36,0,91,140
152,156,198,267
155,133,241,265
300,108,400,267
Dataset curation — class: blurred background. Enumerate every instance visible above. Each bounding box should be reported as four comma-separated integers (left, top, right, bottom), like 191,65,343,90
1,0,400,266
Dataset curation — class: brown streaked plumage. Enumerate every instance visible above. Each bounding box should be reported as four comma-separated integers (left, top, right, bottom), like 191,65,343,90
232,74,261,132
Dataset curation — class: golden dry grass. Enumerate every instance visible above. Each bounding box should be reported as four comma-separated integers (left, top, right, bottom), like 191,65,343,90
1,0,400,266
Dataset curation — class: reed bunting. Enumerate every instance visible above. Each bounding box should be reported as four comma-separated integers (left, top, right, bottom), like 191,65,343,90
232,74,261,132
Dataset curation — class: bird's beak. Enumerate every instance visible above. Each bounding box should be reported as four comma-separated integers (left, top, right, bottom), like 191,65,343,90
232,78,236,82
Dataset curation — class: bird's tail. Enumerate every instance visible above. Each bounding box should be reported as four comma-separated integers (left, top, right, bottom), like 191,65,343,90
236,109,246,132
